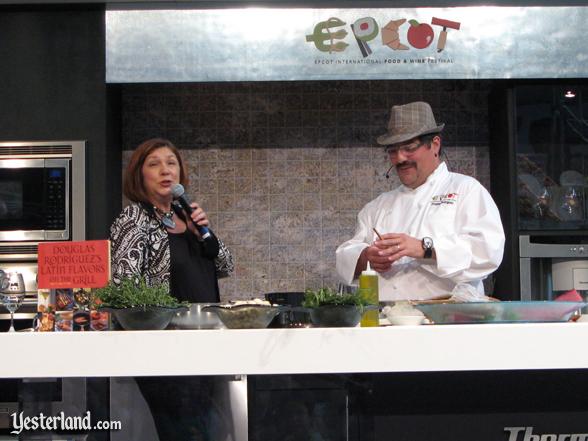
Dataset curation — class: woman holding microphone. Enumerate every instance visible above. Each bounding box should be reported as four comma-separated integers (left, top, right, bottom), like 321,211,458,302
109,137,234,441
110,137,233,302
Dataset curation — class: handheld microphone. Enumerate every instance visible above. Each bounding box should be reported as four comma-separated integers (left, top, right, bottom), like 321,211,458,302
384,165,394,179
171,184,212,240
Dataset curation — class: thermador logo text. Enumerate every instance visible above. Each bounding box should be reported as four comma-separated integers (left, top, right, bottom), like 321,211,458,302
505,427,588,441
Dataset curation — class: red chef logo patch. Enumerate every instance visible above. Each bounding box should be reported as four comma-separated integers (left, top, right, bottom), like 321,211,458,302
431,193,458,205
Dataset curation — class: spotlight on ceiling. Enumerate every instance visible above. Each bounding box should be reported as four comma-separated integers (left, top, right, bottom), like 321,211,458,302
564,90,576,99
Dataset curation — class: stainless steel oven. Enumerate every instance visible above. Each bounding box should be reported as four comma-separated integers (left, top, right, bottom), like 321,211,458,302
0,142,88,432
0,141,86,249
0,377,88,434
0,157,70,242
0,141,86,325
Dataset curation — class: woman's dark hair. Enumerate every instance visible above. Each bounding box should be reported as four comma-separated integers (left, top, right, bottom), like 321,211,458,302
123,138,189,203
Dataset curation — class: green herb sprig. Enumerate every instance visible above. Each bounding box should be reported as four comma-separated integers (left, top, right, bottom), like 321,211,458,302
302,287,369,308
95,276,186,309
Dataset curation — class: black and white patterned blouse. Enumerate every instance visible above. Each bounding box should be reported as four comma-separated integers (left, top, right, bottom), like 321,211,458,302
109,202,234,287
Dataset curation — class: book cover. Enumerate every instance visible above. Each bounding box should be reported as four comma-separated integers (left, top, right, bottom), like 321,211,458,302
37,240,111,289
36,240,111,331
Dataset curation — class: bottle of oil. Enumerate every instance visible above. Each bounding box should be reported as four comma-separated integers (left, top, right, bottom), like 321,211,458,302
358,262,379,327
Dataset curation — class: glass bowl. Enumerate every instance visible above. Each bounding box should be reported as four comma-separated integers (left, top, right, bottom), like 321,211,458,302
308,305,362,328
102,306,187,330
414,301,586,324
203,304,282,329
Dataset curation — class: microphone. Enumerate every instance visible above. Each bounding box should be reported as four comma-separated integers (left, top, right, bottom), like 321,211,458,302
171,184,212,240
384,165,394,179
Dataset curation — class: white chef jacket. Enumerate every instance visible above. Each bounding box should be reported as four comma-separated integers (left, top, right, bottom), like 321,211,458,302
336,162,505,301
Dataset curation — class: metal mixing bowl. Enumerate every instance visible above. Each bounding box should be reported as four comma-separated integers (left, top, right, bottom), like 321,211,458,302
169,303,224,329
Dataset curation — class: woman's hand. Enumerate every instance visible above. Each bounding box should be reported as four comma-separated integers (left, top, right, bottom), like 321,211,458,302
188,202,209,229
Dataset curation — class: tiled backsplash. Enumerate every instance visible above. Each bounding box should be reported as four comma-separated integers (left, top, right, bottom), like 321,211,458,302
122,80,493,300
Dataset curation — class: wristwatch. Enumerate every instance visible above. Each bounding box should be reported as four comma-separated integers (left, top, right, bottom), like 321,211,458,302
422,237,434,259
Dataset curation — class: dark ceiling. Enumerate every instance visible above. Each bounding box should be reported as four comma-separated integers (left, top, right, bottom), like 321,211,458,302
1,0,588,6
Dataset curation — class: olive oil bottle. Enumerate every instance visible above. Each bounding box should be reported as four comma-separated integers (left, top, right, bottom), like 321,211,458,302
358,262,379,327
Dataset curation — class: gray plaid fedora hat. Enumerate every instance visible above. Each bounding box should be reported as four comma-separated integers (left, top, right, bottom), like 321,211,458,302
376,101,445,146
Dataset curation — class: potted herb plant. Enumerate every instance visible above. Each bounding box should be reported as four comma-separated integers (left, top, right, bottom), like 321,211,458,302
302,288,370,327
95,276,187,330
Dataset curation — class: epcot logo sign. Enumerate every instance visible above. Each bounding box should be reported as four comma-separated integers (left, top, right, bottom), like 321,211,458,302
305,15,461,57
105,7,587,82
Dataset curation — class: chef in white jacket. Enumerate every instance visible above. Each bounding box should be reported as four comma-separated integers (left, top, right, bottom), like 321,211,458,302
336,102,505,302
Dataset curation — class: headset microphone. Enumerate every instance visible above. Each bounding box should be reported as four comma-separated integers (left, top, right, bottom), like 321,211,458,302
384,165,394,179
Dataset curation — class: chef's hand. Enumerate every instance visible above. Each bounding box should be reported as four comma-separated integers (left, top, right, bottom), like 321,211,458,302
373,233,426,265
362,244,394,273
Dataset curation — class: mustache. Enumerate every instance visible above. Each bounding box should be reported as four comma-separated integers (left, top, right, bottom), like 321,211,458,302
396,161,416,169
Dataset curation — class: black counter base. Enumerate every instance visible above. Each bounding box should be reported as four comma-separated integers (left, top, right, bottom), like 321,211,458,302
249,370,588,441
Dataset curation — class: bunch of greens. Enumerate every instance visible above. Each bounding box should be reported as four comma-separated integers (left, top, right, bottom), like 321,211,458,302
302,287,369,308
95,276,186,309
